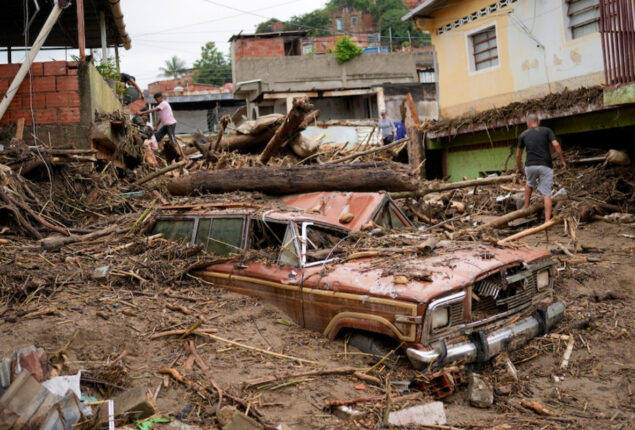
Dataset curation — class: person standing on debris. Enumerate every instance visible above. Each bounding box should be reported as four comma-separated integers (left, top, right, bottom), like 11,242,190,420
377,110,396,145
140,92,178,150
119,73,144,105
516,113,566,223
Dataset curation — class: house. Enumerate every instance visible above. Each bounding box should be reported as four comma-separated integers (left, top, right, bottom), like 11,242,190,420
231,31,438,124
402,0,635,180
0,0,131,150
145,73,244,134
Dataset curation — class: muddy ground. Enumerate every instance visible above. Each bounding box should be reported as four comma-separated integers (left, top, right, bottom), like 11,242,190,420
1,216,632,429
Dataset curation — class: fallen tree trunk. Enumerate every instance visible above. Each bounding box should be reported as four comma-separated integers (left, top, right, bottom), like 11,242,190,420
219,128,277,152
391,174,516,199
168,162,418,195
476,201,545,231
259,97,314,165
497,216,563,245
40,224,127,251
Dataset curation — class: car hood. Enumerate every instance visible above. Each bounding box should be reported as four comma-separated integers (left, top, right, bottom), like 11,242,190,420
302,244,551,304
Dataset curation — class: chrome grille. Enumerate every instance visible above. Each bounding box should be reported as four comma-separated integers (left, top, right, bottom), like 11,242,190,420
449,302,463,326
472,271,537,321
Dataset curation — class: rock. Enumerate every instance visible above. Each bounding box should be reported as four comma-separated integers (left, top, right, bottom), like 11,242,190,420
92,265,111,280
339,212,354,224
468,373,493,408
332,405,365,420
387,401,447,426
216,406,237,427
11,345,48,382
0,371,50,428
95,385,156,425
222,409,263,430
166,420,201,429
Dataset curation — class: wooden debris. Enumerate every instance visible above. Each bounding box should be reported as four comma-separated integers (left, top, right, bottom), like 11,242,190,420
243,367,360,389
149,328,218,340
497,217,563,245
560,335,575,369
520,399,556,416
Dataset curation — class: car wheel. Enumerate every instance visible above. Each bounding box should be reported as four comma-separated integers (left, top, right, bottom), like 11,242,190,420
346,330,399,360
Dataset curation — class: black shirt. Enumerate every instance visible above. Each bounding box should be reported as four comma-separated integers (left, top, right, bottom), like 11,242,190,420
120,73,135,84
518,126,556,168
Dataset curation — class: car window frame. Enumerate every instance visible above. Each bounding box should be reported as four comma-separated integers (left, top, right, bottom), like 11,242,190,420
244,215,302,268
299,221,349,268
152,215,199,244
371,197,413,229
201,215,247,256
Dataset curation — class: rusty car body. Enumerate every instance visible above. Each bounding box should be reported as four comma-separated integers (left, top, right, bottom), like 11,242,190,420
151,192,564,369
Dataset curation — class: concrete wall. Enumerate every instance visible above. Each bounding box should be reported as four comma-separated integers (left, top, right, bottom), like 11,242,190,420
234,51,434,92
383,83,438,121
419,0,604,118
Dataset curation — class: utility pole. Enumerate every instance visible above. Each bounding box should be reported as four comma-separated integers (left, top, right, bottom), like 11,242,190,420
389,27,392,51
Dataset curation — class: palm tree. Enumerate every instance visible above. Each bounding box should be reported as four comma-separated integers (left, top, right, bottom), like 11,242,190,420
159,56,186,79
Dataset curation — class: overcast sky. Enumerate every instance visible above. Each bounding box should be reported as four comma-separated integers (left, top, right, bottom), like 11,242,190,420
120,0,328,87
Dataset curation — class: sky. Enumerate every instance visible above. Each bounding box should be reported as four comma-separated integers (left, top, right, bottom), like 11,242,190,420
120,0,329,87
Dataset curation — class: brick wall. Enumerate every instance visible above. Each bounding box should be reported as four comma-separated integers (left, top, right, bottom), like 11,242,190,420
233,38,285,60
148,73,223,97
0,61,80,127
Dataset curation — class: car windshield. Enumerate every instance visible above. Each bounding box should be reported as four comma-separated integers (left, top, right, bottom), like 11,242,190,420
303,223,347,265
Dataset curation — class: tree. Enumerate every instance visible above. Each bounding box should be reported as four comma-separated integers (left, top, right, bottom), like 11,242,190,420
192,42,232,86
283,9,331,36
256,18,281,33
159,56,186,79
334,36,363,63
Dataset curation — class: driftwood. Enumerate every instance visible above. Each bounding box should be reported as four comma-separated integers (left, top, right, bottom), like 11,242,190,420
329,137,408,164
211,115,231,152
391,174,516,199
131,160,187,187
167,162,418,196
401,93,425,177
497,217,563,245
259,97,314,165
243,367,359,389
476,201,545,231
40,225,126,251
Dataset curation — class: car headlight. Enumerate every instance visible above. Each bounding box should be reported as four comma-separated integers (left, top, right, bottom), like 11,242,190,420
537,269,550,290
431,307,449,329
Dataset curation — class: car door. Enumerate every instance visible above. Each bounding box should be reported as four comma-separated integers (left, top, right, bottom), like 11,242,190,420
230,218,305,326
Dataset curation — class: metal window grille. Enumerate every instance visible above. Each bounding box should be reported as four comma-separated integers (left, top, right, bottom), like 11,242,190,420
600,0,635,85
418,70,436,83
471,27,499,71
567,0,601,39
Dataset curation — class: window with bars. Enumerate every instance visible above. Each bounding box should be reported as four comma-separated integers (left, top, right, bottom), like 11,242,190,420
566,0,600,39
469,26,499,71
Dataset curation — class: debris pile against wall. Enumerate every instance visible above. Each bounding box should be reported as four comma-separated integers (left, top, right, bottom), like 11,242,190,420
421,86,604,136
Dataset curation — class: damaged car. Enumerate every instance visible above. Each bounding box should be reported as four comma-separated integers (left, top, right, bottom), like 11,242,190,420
150,192,563,369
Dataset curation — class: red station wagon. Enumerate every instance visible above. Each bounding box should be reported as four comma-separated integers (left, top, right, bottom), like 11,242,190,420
151,192,564,369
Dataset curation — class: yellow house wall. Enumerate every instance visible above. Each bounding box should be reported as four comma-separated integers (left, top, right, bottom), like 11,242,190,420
420,0,605,118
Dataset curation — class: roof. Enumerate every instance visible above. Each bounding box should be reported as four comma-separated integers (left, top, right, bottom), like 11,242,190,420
229,30,308,42
1,0,131,49
280,192,389,231
158,192,393,232
402,0,452,21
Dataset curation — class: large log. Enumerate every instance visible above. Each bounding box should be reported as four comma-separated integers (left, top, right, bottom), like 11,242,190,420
167,161,418,196
390,174,516,199
401,93,425,178
259,97,314,165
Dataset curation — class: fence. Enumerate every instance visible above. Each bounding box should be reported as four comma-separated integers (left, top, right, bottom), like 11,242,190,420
599,0,635,86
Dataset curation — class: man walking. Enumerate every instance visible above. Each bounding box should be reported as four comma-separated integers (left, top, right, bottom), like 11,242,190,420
140,92,180,160
377,110,396,145
516,113,566,222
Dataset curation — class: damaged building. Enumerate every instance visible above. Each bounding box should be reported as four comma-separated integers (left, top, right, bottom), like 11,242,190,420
230,30,438,123
402,0,635,180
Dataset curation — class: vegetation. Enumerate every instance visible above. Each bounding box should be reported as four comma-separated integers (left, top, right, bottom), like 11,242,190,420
159,56,187,79
256,18,282,33
255,0,429,48
192,42,232,86
334,36,363,63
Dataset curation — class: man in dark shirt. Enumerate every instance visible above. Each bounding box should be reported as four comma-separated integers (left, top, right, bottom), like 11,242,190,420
516,113,566,222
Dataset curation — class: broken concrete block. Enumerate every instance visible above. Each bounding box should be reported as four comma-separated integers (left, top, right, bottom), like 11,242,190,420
96,385,156,425
92,265,111,280
388,401,447,426
11,345,48,382
468,373,493,408
21,386,59,428
222,409,263,430
0,370,50,428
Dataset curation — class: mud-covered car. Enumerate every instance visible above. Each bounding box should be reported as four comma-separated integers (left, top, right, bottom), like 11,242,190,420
151,192,563,369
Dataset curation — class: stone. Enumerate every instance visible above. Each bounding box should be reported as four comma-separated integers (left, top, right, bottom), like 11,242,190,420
165,420,201,429
11,345,48,382
95,385,156,425
387,401,447,426
332,405,365,420
468,373,493,408
495,384,513,396
222,410,263,430
92,265,110,280
216,406,237,427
